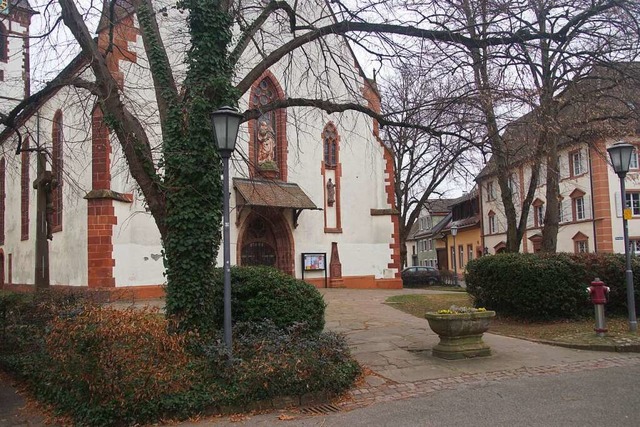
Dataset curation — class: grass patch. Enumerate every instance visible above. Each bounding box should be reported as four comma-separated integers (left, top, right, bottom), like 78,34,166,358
385,293,473,317
385,293,635,342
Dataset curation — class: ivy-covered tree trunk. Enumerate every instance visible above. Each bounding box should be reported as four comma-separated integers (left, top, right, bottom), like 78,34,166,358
163,0,238,333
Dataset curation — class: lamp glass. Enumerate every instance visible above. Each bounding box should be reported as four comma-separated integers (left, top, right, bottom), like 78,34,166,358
451,225,458,237
211,106,243,153
607,141,634,175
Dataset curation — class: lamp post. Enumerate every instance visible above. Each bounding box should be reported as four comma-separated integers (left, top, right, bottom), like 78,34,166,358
607,141,638,333
211,106,243,356
451,224,458,287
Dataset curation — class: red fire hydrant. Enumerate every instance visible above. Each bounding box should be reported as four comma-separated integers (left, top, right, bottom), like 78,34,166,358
587,278,610,337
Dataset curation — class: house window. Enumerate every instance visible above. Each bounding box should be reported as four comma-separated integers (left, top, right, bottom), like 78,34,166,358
535,205,544,227
570,189,587,222
630,240,640,255
467,244,473,262
52,110,64,232
458,245,464,269
630,148,639,170
508,173,518,195
569,149,585,177
573,232,589,254
625,192,640,216
450,246,456,270
558,198,565,223
488,211,496,234
486,181,496,201
575,240,588,253
537,162,547,187
419,217,428,230
323,122,338,168
575,197,585,220
427,239,433,251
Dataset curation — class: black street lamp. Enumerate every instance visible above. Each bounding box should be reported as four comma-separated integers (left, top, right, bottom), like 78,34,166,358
451,224,458,287
607,141,638,333
211,106,243,356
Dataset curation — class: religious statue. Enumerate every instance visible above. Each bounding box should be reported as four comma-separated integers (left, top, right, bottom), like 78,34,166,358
257,120,276,165
326,178,336,207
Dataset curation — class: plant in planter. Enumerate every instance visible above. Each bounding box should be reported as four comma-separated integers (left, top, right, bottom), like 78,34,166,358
425,306,496,360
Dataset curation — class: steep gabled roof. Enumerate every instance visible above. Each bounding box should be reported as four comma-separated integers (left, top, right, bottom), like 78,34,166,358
0,52,89,145
425,198,455,214
9,0,36,13
477,62,640,181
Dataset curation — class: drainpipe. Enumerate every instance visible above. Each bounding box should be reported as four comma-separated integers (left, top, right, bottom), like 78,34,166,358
588,147,598,252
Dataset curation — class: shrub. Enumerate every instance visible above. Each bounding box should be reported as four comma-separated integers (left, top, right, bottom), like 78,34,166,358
34,306,203,426
1,290,358,426
0,289,87,356
566,252,640,315
199,321,361,403
465,253,588,320
466,252,640,321
211,266,326,333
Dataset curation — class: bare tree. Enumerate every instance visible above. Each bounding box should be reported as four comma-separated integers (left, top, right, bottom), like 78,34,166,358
380,65,479,266
394,0,640,252
2,0,631,327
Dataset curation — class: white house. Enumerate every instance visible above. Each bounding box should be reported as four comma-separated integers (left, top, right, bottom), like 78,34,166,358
0,0,401,297
477,64,640,255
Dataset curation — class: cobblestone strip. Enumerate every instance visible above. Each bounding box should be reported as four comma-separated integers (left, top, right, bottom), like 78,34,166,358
339,356,640,411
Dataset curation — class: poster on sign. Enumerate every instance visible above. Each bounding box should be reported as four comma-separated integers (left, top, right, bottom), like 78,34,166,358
303,253,326,271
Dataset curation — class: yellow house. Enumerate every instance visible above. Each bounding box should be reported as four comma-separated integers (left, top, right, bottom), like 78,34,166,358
440,191,482,279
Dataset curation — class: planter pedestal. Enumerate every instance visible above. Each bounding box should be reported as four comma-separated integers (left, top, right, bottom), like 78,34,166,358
425,311,496,360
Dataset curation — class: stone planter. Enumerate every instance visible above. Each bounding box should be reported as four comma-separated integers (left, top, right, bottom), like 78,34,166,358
425,311,496,360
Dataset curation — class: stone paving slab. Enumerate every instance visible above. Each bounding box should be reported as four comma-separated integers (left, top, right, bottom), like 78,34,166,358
319,288,640,384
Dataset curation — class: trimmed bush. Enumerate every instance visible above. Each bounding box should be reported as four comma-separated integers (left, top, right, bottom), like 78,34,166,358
465,253,588,320
566,252,640,315
465,252,640,321
211,266,326,333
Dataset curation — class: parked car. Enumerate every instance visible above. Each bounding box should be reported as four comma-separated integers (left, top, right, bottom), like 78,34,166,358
401,266,441,287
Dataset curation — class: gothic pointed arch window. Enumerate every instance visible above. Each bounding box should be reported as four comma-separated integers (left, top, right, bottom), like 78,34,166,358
52,110,63,232
321,122,342,233
21,138,30,240
323,123,338,168
249,72,287,180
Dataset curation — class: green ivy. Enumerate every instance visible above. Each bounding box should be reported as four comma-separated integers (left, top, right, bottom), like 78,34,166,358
162,1,239,333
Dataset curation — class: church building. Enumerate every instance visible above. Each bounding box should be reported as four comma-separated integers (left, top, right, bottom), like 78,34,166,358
0,0,401,297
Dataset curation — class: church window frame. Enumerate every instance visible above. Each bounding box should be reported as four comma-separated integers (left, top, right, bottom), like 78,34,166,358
52,110,63,233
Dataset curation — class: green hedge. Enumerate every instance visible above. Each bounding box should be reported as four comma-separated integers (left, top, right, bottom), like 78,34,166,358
465,252,640,320
211,266,326,333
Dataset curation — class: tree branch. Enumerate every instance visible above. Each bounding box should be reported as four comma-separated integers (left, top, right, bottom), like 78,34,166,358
243,97,477,145
230,0,312,65
236,20,560,95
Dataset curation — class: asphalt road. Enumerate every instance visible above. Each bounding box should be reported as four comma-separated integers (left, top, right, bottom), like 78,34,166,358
202,364,640,426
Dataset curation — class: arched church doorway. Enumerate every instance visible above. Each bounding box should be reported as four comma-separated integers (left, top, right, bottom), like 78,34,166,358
238,209,294,275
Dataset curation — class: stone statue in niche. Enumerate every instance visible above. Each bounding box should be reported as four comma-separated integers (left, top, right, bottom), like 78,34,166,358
257,120,276,165
326,178,335,207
